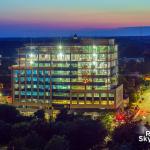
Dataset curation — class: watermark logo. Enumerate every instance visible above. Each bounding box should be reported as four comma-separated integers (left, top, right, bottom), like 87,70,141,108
139,130,150,143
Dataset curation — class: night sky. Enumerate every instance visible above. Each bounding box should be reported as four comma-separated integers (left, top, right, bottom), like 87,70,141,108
0,0,150,37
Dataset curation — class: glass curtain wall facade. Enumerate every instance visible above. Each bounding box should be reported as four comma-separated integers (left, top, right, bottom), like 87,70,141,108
11,39,123,109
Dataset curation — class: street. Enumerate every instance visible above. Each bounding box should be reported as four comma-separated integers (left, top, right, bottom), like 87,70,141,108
135,88,150,123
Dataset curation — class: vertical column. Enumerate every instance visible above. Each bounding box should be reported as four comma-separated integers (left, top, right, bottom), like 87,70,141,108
25,51,27,103
69,49,72,104
18,48,21,102
37,48,40,102
43,68,46,103
50,51,52,104
106,45,109,107
12,69,15,103
31,66,33,103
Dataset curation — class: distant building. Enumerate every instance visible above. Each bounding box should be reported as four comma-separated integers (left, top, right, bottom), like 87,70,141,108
10,38,123,110
121,57,144,63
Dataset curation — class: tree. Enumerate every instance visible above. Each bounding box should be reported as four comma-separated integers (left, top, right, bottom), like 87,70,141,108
11,122,30,138
8,137,27,150
110,122,150,150
24,131,45,150
29,120,53,141
56,108,75,122
8,131,45,150
98,112,115,133
44,135,69,150
0,104,20,123
34,109,45,120
68,118,107,150
0,120,11,146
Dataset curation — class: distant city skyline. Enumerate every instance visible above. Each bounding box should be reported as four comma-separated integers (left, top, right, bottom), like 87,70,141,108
0,0,150,37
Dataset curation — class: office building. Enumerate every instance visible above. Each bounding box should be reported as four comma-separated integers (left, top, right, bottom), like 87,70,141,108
11,37,123,110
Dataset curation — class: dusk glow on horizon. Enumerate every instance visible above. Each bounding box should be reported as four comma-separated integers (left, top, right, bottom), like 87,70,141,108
0,0,150,37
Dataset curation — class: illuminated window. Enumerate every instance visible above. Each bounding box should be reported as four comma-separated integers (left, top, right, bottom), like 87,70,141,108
45,85,50,89
20,77,25,82
14,70,19,74
94,101,99,104
94,93,99,97
86,93,92,97
27,85,31,89
15,91,19,95
39,85,44,89
20,70,25,75
33,91,37,96
46,92,50,96
21,91,25,95
39,70,43,75
86,101,92,104
27,91,31,95
72,101,77,104
45,78,50,82
109,101,114,105
101,101,107,105
33,77,37,82
39,78,44,82
14,80,18,85
79,101,85,104
26,70,31,75
44,70,49,75
33,85,37,88
39,92,44,96
29,53,35,58
14,84,19,89
21,85,25,89
33,70,37,75
27,77,31,82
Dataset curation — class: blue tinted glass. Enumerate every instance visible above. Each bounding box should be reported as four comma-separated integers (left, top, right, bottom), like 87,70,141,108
39,85,44,89
21,91,25,95
33,70,37,74
39,78,44,82
26,70,31,75
45,85,50,89
39,92,44,96
20,77,25,82
33,85,37,88
33,91,37,96
45,78,50,82
14,70,19,74
27,77,31,81
33,77,37,81
27,91,31,95
14,78,19,82
45,70,49,74
39,70,43,75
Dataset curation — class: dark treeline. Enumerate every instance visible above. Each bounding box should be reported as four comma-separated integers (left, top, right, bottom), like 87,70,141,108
0,104,150,150
0,105,107,150
0,36,150,57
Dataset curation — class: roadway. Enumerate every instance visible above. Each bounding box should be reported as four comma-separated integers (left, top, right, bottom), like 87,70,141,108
135,88,150,123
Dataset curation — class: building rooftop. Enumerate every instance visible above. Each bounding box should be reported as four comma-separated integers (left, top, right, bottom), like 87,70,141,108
24,37,116,47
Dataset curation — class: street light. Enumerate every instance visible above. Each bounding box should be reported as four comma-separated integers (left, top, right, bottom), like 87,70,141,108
93,53,97,58
58,52,63,59
58,45,62,50
30,60,34,65
93,45,97,49
29,53,34,58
